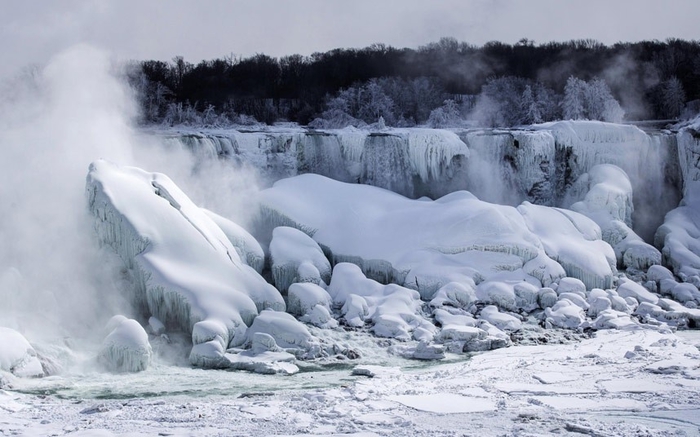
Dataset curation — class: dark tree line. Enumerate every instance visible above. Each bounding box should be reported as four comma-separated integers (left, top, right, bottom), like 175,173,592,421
125,38,700,127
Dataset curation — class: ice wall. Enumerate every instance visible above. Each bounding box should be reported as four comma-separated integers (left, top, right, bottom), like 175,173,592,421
156,128,470,199
458,121,681,241
155,121,680,242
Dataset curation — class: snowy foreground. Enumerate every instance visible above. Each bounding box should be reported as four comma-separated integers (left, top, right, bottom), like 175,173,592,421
2,330,700,436
4,120,700,435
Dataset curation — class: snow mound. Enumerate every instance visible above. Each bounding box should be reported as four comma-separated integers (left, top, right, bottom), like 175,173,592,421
0,327,43,378
245,310,322,359
269,226,331,293
86,160,284,364
518,202,616,289
258,174,574,300
287,283,337,329
225,333,299,375
327,263,428,341
98,318,152,373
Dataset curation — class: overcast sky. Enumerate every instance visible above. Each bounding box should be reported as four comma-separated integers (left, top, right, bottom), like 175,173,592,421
1,0,699,78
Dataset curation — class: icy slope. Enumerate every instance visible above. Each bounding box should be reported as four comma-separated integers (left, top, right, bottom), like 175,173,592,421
258,174,616,294
86,160,285,366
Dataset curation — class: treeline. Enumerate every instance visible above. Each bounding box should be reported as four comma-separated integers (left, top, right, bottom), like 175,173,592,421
125,38,700,127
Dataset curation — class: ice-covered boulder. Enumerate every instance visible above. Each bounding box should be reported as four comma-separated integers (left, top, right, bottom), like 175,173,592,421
327,263,426,341
544,299,586,329
98,318,152,372
269,226,331,293
203,209,265,274
287,283,338,329
616,279,659,305
0,327,43,378
225,332,299,375
478,306,522,331
86,161,285,361
245,310,321,359
518,202,616,289
429,281,477,309
656,182,700,280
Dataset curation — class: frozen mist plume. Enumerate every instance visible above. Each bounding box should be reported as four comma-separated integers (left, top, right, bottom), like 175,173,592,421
0,44,137,343
0,44,262,344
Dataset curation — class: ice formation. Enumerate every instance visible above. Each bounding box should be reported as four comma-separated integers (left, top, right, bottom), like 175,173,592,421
98,318,152,373
327,263,430,341
269,226,331,293
86,160,284,367
244,310,321,359
258,173,615,295
203,209,265,274
656,181,700,280
0,327,43,378
69,120,700,377
517,202,616,289
287,283,338,329
566,164,661,270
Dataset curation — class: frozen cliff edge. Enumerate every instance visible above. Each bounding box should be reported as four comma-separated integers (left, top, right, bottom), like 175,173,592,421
85,160,285,368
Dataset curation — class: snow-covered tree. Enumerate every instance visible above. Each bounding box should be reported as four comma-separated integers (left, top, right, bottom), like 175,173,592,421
562,76,587,120
585,78,623,122
428,99,461,127
661,76,686,118
521,85,542,124
357,79,395,125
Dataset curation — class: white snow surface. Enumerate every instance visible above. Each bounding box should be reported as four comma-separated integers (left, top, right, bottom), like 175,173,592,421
3,328,700,436
260,173,618,293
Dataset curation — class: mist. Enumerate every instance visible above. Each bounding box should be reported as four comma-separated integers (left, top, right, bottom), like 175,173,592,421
0,44,261,349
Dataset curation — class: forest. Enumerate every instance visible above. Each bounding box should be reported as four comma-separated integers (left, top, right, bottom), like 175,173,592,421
125,38,700,128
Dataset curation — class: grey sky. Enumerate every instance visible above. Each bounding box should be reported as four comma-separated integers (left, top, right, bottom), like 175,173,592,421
1,0,699,78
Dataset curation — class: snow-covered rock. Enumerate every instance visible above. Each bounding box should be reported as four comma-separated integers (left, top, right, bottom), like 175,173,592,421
287,283,338,329
478,306,522,331
269,226,331,293
518,202,616,289
327,263,426,341
544,299,586,329
429,281,477,309
0,327,43,378
616,279,659,305
245,310,321,359
98,318,152,373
